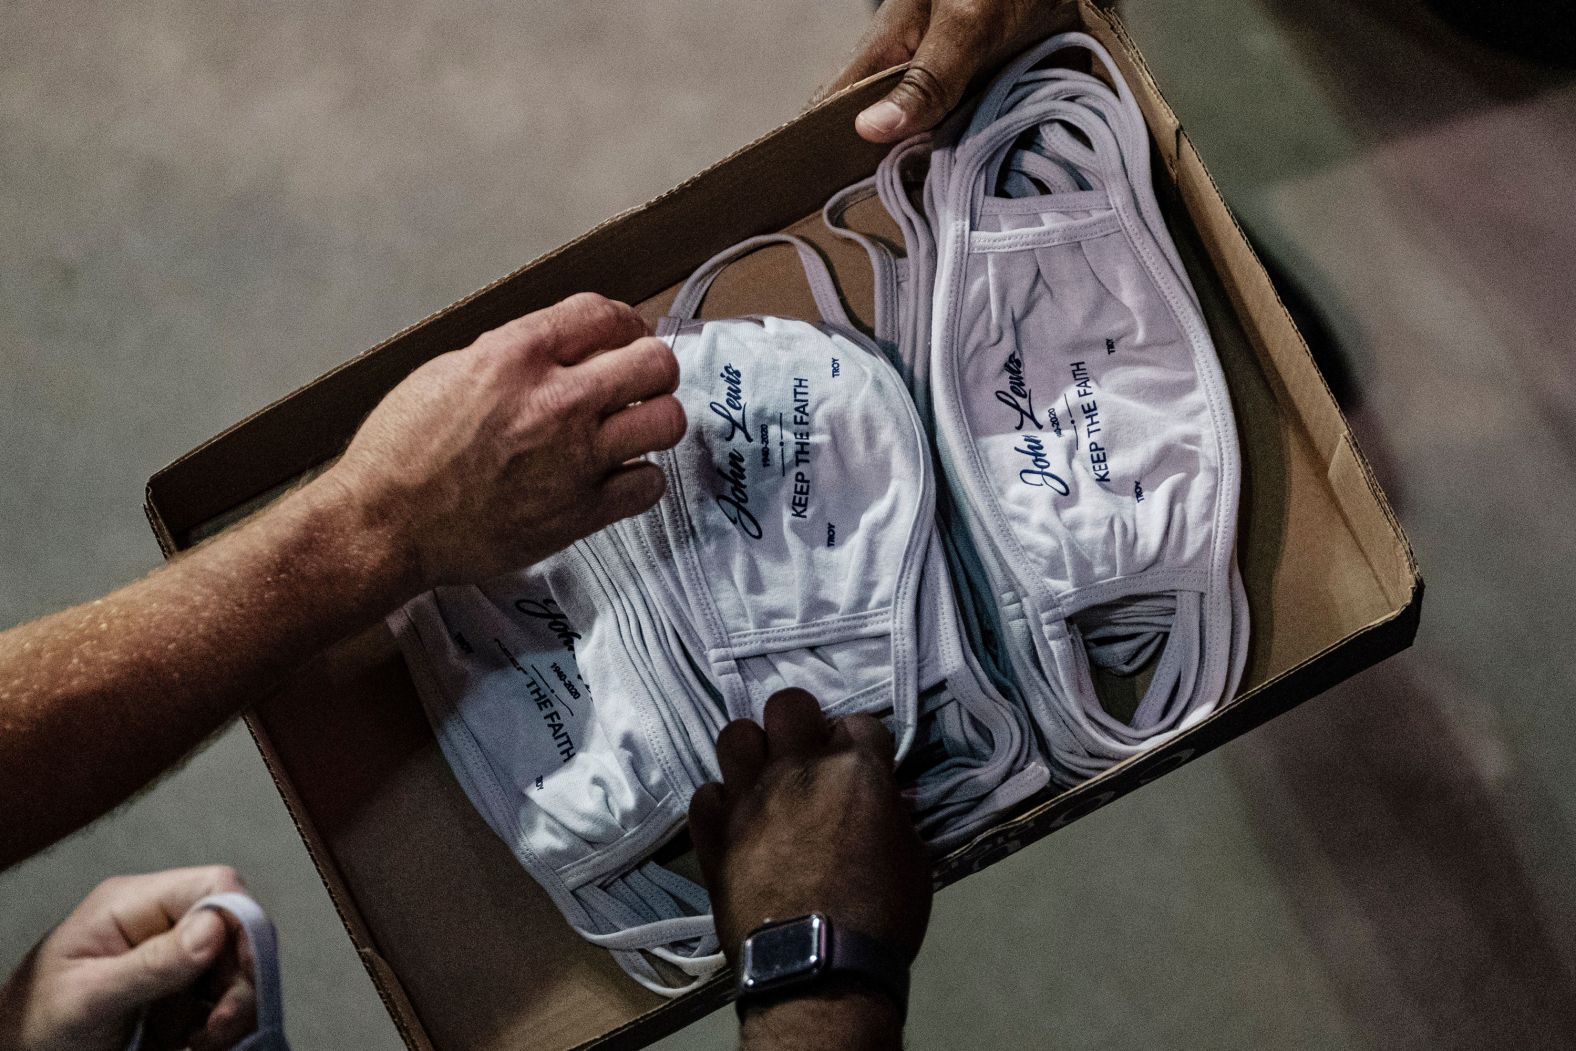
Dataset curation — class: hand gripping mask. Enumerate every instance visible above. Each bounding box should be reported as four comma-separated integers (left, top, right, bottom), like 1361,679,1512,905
391,565,723,995
857,33,1251,781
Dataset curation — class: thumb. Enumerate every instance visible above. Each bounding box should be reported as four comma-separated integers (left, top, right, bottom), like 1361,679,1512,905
85,909,227,1017
855,12,989,142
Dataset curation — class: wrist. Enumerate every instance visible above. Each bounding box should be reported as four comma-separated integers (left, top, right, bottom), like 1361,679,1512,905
293,468,426,608
739,977,904,1051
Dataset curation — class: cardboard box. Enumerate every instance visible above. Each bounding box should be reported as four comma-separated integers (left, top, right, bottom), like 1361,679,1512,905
142,3,1422,1048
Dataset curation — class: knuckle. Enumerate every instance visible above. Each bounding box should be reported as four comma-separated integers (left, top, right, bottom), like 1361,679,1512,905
562,291,627,332
946,0,991,26
845,712,883,733
88,875,131,905
456,345,506,391
205,865,245,890
93,875,125,896
827,750,865,776
565,290,615,314
900,64,953,113
484,347,530,390
539,372,591,417
488,313,541,353
828,748,885,788
653,395,687,444
474,331,538,380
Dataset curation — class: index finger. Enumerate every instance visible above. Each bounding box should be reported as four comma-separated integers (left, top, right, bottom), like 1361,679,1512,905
490,292,650,367
762,688,832,760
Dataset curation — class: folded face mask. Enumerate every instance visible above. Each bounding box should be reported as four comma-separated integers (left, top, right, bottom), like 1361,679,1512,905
391,565,721,995
647,233,936,756
840,33,1250,781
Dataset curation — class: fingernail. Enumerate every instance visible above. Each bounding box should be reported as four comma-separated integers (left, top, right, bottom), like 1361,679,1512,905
857,99,906,136
178,910,225,957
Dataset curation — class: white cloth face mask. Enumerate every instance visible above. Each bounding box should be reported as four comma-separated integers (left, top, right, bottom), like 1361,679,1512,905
646,233,1049,850
645,234,936,758
391,566,722,995
838,33,1250,781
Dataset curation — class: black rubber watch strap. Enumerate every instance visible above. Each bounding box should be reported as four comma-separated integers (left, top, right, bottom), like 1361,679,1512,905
827,923,910,1010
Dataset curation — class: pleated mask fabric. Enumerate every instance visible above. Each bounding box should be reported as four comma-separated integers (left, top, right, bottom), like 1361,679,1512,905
844,32,1250,781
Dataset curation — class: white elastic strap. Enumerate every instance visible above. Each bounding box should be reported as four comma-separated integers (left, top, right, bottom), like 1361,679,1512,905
573,876,725,996
125,893,289,1051
668,233,853,331
822,178,901,348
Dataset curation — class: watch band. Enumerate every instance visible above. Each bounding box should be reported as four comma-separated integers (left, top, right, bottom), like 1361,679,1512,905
827,923,910,1010
734,913,910,1019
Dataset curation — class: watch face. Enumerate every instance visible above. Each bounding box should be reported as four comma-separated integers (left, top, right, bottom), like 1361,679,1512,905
740,914,827,991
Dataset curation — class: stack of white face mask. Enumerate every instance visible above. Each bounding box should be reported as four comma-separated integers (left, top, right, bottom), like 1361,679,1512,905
830,31,1250,782
391,232,1047,995
389,30,1247,994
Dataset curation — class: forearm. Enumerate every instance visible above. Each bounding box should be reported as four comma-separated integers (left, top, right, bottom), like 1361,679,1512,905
739,985,904,1051
0,473,416,867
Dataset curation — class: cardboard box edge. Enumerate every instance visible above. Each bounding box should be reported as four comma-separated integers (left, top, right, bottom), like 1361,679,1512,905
236,708,437,1051
143,70,906,548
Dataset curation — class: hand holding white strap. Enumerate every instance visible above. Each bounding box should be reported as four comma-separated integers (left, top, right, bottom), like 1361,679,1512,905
125,892,290,1051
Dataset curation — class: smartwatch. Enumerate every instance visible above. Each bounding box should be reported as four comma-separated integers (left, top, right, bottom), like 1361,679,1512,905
734,913,909,1017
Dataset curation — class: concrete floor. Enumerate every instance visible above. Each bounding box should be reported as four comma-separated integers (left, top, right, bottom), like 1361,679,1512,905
3,1,1574,1048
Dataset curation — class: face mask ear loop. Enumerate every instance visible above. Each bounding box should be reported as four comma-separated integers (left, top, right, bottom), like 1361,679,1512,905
667,233,854,331
125,893,291,1051
821,178,900,351
872,135,937,401
961,31,1122,141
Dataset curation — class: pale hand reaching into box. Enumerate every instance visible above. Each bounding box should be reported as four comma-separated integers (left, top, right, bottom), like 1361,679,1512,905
0,293,686,870
819,0,1067,143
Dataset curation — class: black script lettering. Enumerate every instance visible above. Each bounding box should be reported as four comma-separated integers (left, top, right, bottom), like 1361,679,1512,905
715,448,763,539
995,349,1042,430
515,597,581,654
1014,432,1070,495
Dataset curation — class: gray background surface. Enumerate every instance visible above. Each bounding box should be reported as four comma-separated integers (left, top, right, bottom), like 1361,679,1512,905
4,1,1575,1048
